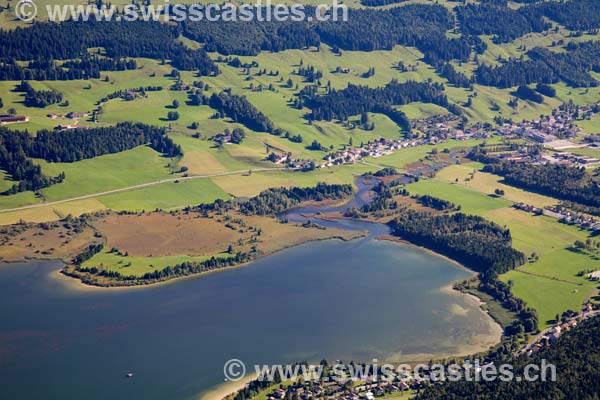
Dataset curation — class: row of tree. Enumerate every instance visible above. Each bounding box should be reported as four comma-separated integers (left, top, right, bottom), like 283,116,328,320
0,57,137,81
418,315,600,399
306,80,459,132
475,41,600,88
16,81,63,108
208,92,275,133
470,147,600,208
0,20,219,76
194,182,354,216
0,122,181,194
70,252,251,286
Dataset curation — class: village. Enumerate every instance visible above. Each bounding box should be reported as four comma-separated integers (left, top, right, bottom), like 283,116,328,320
513,202,600,232
263,370,426,400
255,101,600,170
521,303,598,357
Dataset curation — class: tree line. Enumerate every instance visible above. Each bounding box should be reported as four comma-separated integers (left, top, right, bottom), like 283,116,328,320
69,252,252,286
458,0,600,44
0,56,137,81
306,80,460,132
16,81,63,108
0,122,181,194
390,211,525,276
209,92,275,133
0,20,219,77
417,315,600,400
475,40,600,88
194,182,354,216
457,3,550,43
470,146,600,208
182,4,479,64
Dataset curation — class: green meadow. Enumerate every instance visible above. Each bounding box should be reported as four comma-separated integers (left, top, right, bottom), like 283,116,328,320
1,29,599,217
81,249,228,277
97,179,229,211
406,175,599,328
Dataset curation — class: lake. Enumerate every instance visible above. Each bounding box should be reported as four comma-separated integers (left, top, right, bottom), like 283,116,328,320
0,224,500,400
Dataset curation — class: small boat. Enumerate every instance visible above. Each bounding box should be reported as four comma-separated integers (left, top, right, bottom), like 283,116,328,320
125,373,134,378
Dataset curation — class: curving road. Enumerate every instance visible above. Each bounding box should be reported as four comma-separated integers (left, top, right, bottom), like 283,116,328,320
0,167,295,214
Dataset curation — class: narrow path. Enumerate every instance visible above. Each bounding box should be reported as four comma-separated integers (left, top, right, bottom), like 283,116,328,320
0,167,295,214
512,269,583,286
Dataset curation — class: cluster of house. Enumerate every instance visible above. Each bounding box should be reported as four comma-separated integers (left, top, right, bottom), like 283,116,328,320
491,148,599,168
546,205,600,231
268,152,314,169
47,112,90,130
494,114,582,143
265,377,421,400
513,203,544,215
513,203,600,232
0,114,28,125
524,305,597,357
122,91,143,101
526,319,579,357
264,136,430,169
412,115,463,141
213,132,235,144
290,159,315,170
545,152,600,166
322,138,423,167
495,148,541,164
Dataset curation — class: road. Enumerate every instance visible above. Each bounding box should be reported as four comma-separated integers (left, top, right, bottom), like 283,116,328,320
0,167,295,214
519,310,600,356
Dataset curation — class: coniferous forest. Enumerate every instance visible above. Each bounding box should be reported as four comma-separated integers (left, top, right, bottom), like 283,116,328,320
306,80,458,131
470,147,600,208
0,123,181,194
417,315,600,400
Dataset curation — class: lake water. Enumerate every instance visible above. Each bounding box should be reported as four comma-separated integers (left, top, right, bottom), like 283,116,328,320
0,180,501,400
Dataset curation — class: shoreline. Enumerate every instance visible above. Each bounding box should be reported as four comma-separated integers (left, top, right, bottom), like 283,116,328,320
376,234,504,346
23,212,504,400
194,230,504,400
197,374,258,400
375,234,477,276
47,231,368,292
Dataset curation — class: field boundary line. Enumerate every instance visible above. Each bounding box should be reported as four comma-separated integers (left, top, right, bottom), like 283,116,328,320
0,167,295,214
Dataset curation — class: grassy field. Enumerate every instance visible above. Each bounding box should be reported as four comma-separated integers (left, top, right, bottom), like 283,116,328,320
0,27,598,220
38,146,177,200
81,251,222,277
76,208,365,277
97,179,229,211
434,163,558,208
408,179,512,214
405,173,599,328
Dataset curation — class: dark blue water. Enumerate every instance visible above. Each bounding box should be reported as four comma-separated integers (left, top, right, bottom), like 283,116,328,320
0,178,500,400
